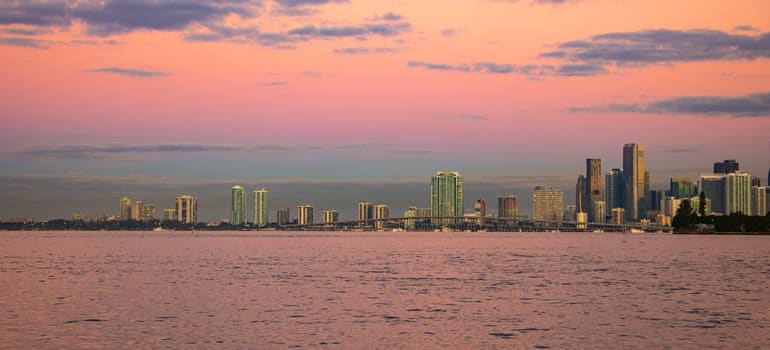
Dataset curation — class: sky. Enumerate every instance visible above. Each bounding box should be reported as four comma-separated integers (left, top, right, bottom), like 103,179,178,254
1,0,769,221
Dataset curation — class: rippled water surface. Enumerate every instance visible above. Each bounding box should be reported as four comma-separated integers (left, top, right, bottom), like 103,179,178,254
1,231,769,349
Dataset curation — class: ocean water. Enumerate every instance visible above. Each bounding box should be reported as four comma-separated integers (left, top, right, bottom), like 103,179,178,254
0,231,768,349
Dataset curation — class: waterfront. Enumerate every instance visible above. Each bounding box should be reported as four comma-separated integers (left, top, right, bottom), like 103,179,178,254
1,231,768,349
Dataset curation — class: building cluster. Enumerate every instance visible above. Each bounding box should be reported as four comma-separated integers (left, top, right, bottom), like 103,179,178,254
113,144,769,228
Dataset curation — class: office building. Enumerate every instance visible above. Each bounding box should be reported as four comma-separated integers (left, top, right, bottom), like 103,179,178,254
751,176,761,187
231,185,246,226
474,198,486,226
724,172,751,215
430,171,464,225
120,196,132,221
661,196,681,217
140,204,155,221
670,178,698,199
701,175,725,215
713,159,739,174
751,187,767,216
277,208,291,225
533,186,563,222
497,195,518,219
623,143,646,221
575,175,587,214
404,206,418,230
297,205,313,225
358,201,374,222
253,189,269,227
605,169,624,214
564,205,577,222
175,195,198,224
689,195,710,216
163,208,177,221
649,190,664,212
323,210,339,224
586,158,603,222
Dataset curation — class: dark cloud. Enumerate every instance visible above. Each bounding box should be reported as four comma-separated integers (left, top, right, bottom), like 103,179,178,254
0,1,70,27
2,27,51,35
0,36,47,49
287,22,410,37
333,46,396,55
87,67,169,78
274,0,346,7
541,29,770,68
570,91,770,118
435,115,489,121
372,12,403,21
408,60,604,77
256,81,288,86
555,64,607,76
734,25,759,32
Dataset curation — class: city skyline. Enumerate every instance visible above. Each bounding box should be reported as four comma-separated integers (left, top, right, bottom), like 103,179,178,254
1,1,769,220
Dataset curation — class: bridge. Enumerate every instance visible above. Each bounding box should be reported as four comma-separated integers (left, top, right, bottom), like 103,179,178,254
278,216,673,233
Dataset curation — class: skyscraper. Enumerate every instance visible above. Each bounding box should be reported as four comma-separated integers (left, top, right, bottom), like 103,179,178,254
119,196,132,221
623,143,645,221
713,159,739,174
497,195,518,219
430,171,463,225
751,186,767,216
176,195,197,224
575,175,587,215
140,204,155,221
163,208,177,221
297,204,313,225
586,158,603,222
700,175,725,215
593,201,606,224
374,204,389,230
474,198,486,226
357,201,374,222
533,186,563,222
231,185,246,226
277,208,290,225
670,178,698,199
323,210,339,224
253,188,269,227
605,168,624,214
724,172,751,215
131,201,143,221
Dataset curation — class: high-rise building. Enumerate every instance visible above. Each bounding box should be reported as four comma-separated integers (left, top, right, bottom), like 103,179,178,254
163,208,177,221
611,208,625,225
277,208,291,225
724,172,751,215
176,195,198,224
751,176,761,187
533,186,563,222
357,201,374,222
575,175,587,214
593,201,606,224
323,210,339,224
120,196,132,221
374,204,389,230
141,204,155,221
474,198,486,226
404,206,418,230
253,189,269,227
297,204,313,225
623,143,645,221
231,185,246,226
586,158,603,222
497,195,518,219
605,168,624,215
649,190,664,212
131,200,143,221
689,195,711,217
700,175,725,215
564,205,577,222
662,196,681,217
713,159,739,174
751,186,767,216
670,178,698,199
430,171,463,225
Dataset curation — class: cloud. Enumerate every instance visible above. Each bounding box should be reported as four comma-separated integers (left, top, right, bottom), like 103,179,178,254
0,1,70,27
435,115,489,121
555,64,607,76
570,91,770,117
371,12,403,21
301,70,323,77
540,29,770,68
2,27,51,35
654,146,700,154
287,22,411,37
333,46,396,55
441,28,456,37
734,25,759,32
408,60,599,77
87,67,169,78
274,0,347,7
0,36,47,49
256,81,288,86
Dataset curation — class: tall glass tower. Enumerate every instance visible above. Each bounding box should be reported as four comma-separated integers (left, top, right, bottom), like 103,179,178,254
253,188,268,227
586,158,603,222
430,171,463,226
623,143,645,221
605,168,624,214
231,185,246,226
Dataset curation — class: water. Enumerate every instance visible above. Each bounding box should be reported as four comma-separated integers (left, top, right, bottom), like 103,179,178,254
0,231,768,349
